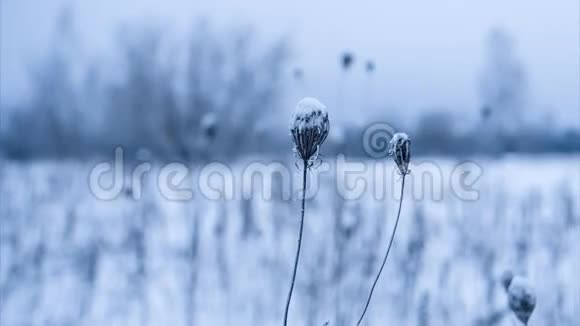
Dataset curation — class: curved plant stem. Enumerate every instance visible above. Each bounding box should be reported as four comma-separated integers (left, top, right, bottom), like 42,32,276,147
356,175,406,326
283,160,308,326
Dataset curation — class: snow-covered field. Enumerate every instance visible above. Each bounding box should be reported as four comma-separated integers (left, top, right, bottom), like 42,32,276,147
1,155,579,325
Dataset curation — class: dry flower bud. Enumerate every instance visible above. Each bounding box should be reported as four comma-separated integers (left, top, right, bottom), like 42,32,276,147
501,270,514,292
341,52,354,70
389,132,411,175
290,97,330,163
508,276,536,324
201,113,218,139
366,60,375,73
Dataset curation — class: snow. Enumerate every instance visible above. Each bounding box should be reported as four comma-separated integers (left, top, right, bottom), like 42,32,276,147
1,155,579,325
389,132,410,147
291,97,329,132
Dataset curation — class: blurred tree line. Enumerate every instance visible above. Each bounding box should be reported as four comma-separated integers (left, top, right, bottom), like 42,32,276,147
412,28,580,156
336,27,580,157
1,14,579,160
0,10,289,161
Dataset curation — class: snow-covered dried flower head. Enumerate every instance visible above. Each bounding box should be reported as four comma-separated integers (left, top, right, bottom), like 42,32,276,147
507,276,536,325
389,132,411,175
290,97,330,163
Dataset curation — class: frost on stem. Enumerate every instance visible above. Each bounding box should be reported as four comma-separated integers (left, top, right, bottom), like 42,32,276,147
389,132,411,175
290,97,330,166
503,273,536,325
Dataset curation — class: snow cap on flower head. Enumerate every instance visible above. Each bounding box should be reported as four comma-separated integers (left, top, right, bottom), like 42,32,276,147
507,276,536,325
290,97,330,162
389,132,411,175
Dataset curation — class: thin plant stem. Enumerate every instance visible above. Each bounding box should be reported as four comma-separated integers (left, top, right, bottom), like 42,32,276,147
356,175,406,326
283,160,308,326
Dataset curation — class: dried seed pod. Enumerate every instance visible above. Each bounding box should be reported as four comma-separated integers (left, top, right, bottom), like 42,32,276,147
365,60,375,73
201,113,218,139
290,97,330,163
501,270,514,292
507,276,536,325
341,52,354,70
389,132,411,175
293,67,303,81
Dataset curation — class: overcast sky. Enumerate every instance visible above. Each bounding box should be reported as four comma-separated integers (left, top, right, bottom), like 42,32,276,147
1,0,579,127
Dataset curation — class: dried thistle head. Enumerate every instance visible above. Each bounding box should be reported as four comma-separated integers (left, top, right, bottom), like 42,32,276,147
507,276,536,324
389,132,411,175
290,97,330,164
341,52,354,70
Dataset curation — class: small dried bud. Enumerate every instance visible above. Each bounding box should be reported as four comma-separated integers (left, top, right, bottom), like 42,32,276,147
501,270,514,292
389,132,411,175
293,67,303,81
290,97,330,163
365,60,375,73
201,113,218,139
341,52,354,70
507,276,536,325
